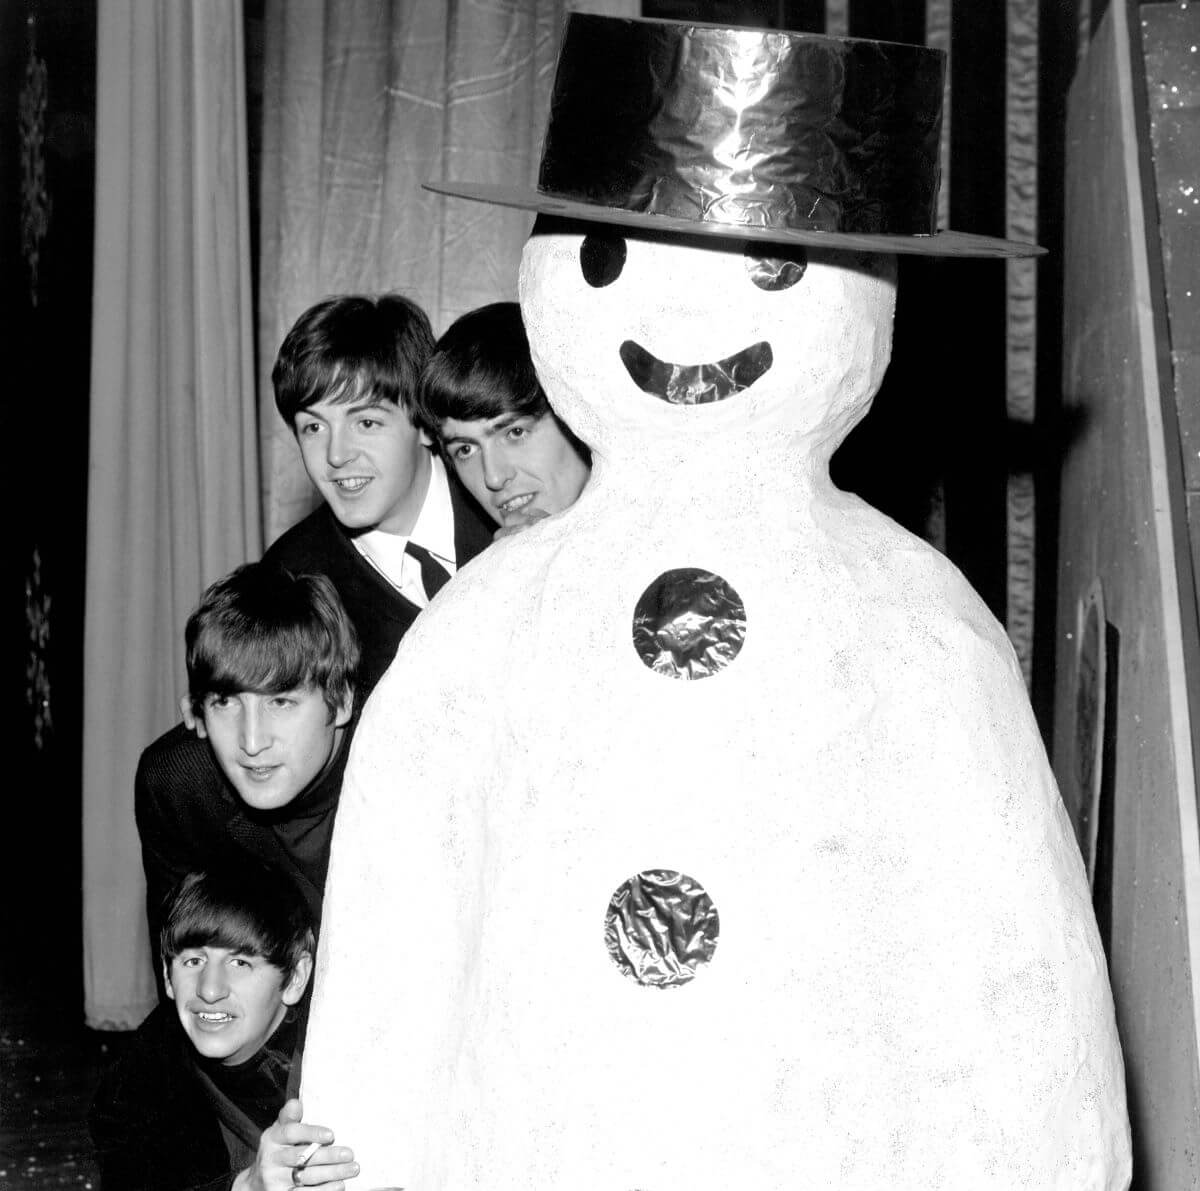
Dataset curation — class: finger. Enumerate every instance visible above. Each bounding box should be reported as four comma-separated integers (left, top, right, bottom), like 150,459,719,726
297,1160,360,1186
511,508,549,526
295,1146,354,1167
494,511,548,539
273,1123,335,1148
277,1097,304,1126
293,1140,323,1171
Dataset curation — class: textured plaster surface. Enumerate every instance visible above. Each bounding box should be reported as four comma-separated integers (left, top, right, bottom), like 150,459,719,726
303,230,1131,1189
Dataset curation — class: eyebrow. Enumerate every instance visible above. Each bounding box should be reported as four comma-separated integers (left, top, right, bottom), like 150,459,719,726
177,944,260,959
297,399,392,421
442,414,526,445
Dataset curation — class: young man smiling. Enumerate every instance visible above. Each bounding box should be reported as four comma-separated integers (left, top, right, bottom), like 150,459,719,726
263,294,494,695
90,865,359,1190
135,562,359,991
415,302,591,539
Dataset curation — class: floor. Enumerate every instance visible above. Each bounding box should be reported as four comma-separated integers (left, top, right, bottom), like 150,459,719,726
0,910,129,1188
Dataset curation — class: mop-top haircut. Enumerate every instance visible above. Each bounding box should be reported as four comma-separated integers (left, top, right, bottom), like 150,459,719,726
271,293,435,425
185,561,360,721
418,300,564,428
160,865,315,979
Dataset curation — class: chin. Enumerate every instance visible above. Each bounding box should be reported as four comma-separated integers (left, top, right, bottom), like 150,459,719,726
328,505,379,530
188,1034,239,1061
236,786,301,813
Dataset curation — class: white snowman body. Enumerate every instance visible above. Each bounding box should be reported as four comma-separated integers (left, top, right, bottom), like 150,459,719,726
301,227,1131,1190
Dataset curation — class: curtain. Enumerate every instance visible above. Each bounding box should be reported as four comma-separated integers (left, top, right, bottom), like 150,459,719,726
82,0,259,1028
1004,0,1039,688
258,0,636,544
783,0,1063,727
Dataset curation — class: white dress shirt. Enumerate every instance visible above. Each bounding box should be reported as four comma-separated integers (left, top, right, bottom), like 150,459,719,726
352,455,459,609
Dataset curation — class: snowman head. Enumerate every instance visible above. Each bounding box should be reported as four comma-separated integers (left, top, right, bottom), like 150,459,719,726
520,219,897,463
428,16,1040,468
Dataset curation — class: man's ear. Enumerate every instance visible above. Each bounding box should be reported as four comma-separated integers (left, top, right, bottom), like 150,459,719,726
282,952,313,1005
334,687,354,729
163,962,176,1001
180,694,207,739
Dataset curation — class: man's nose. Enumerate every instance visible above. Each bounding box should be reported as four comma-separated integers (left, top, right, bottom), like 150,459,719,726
482,447,515,491
326,424,356,469
239,704,270,756
197,962,229,1002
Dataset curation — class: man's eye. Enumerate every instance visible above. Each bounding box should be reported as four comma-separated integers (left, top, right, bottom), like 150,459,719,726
358,417,380,430
506,425,527,441
744,246,807,291
230,956,253,969
451,443,475,461
206,695,233,711
297,421,321,436
180,955,202,967
269,697,296,710
580,233,627,287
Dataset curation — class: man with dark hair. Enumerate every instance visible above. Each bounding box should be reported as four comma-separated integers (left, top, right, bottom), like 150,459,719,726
136,561,360,985
263,293,493,695
415,301,591,540
90,865,359,1190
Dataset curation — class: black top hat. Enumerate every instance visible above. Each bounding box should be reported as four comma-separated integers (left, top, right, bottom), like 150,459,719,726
426,15,1042,259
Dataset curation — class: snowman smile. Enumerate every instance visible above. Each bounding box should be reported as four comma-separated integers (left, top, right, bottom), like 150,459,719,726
619,339,773,405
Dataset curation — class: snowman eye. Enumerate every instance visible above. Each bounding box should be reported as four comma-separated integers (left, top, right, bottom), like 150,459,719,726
580,233,627,288
744,247,807,291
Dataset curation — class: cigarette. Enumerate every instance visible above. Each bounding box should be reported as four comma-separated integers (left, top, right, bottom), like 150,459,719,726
295,1140,322,1170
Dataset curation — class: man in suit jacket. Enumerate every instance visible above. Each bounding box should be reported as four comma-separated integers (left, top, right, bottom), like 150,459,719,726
263,294,494,696
136,562,359,992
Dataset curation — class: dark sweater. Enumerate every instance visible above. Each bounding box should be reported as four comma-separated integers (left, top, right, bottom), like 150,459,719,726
89,1004,299,1191
135,724,350,989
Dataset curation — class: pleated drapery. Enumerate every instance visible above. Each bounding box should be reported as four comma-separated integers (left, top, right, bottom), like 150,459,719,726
1004,0,1040,686
257,0,636,544
83,0,259,1028
82,0,640,1026
77,0,1055,1027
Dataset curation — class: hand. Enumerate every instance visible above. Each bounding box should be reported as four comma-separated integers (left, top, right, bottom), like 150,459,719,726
493,506,550,540
179,694,206,738
234,1098,359,1190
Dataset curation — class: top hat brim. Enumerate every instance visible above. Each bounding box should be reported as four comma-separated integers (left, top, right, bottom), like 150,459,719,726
424,180,1046,260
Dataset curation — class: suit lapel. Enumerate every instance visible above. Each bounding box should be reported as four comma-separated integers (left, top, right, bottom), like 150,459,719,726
321,507,423,624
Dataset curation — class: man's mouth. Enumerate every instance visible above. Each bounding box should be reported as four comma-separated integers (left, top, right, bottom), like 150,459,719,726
241,764,279,782
332,476,371,493
195,1011,234,1024
496,493,535,516
619,340,773,404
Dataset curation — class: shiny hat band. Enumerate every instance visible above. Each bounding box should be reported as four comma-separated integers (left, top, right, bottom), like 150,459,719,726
427,15,1043,258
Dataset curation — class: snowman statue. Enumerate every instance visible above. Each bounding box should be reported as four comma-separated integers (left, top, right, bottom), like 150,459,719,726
301,16,1131,1190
